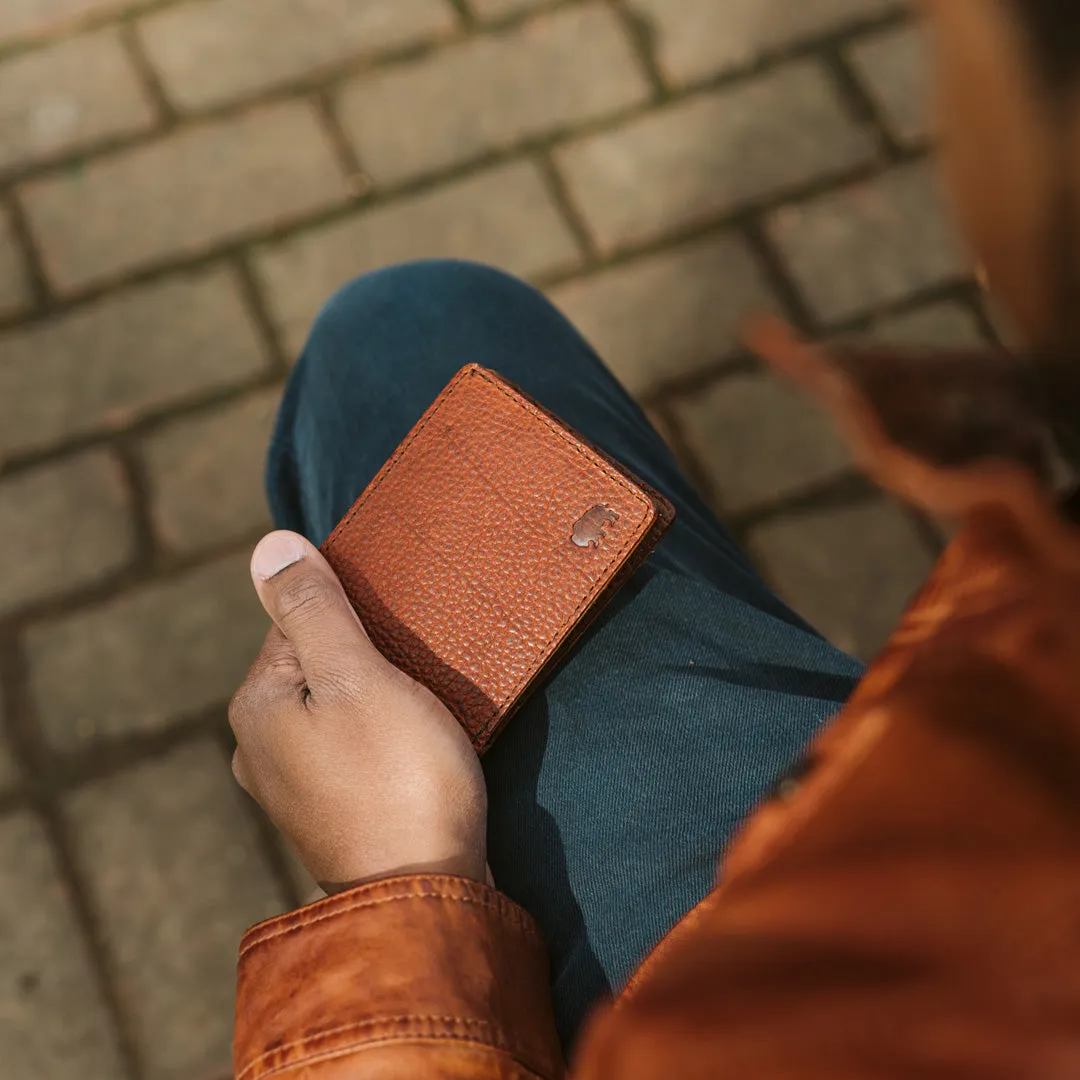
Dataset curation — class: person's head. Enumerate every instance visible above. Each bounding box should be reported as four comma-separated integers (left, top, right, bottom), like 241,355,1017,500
922,0,1080,352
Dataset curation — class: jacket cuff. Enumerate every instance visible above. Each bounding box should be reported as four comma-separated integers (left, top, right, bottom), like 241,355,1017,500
234,874,563,1080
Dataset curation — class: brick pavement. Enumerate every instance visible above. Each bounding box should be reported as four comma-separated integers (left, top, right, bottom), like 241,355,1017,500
0,2,988,1077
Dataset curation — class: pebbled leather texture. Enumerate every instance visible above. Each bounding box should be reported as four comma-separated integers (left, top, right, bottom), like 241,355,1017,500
321,364,675,754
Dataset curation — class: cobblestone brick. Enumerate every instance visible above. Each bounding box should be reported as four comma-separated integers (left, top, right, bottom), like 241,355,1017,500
0,451,134,617
868,301,984,348
255,161,581,357
848,23,932,145
551,233,778,395
0,269,268,461
0,0,126,44
627,0,898,85
556,62,875,253
65,740,284,1080
26,553,269,750
20,103,348,293
0,812,126,1080
338,4,649,184
0,204,31,316
138,0,456,111
750,498,937,659
142,387,281,553
0,29,154,173
768,163,967,324
674,369,851,513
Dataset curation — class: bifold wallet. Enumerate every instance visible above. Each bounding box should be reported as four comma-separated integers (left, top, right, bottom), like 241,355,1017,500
321,364,675,754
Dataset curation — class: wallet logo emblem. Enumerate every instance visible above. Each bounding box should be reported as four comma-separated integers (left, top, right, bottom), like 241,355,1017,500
572,505,619,548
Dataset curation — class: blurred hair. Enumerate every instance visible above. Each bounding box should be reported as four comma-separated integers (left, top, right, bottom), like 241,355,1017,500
1005,5,1080,481
1011,0,1080,94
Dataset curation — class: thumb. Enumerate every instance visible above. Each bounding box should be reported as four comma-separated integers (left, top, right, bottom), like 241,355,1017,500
250,531,375,682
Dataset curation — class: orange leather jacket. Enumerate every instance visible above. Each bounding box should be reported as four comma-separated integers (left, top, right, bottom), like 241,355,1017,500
233,337,1080,1078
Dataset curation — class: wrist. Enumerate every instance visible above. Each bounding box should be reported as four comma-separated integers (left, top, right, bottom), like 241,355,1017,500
318,853,490,895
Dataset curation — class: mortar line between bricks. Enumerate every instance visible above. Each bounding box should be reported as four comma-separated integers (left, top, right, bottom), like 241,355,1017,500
571,5,914,106
0,149,931,340
0,35,456,189
729,471,884,533
111,438,166,569
0,19,934,319
117,17,179,128
37,804,146,1080
740,216,821,337
907,507,948,559
644,409,888,543
0,0,570,62
0,67,679,189
0,231,972,491
641,353,761,406
0,633,146,1080
0,525,270,638
954,280,1005,345
0,6,913,192
636,277,984,406
0,0,581,65
230,254,293,376
0,198,973,489
738,471,948,563
444,0,477,31
0,369,288,482
821,279,992,341
820,43,904,164
0,0,181,61
0,707,304,981
658,439,950,570
21,708,236,799
2,190,50,310
609,0,670,101
645,399,722,510
312,90,373,198
534,151,599,264
0,630,42,789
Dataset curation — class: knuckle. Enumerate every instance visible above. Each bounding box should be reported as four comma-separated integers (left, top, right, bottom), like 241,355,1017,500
276,573,336,624
263,651,303,681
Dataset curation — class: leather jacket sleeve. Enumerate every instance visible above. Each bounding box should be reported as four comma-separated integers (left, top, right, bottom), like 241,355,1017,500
234,874,565,1079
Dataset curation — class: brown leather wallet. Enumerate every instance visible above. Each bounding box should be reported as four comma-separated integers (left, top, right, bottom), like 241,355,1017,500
321,364,675,754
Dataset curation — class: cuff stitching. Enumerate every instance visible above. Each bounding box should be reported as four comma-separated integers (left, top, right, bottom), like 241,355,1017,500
239,890,541,960
236,1015,538,1080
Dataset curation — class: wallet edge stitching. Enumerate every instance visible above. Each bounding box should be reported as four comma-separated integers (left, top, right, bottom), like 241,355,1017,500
320,363,659,743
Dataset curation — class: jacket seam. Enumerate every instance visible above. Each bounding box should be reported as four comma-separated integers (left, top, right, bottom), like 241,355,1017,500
239,891,541,959
236,1016,547,1080
247,1040,547,1080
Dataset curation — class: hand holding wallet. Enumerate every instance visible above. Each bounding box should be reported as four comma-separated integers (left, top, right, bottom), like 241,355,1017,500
321,365,675,754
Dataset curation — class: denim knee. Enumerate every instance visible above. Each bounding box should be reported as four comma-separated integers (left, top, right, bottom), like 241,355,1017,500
269,260,561,539
303,260,549,364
